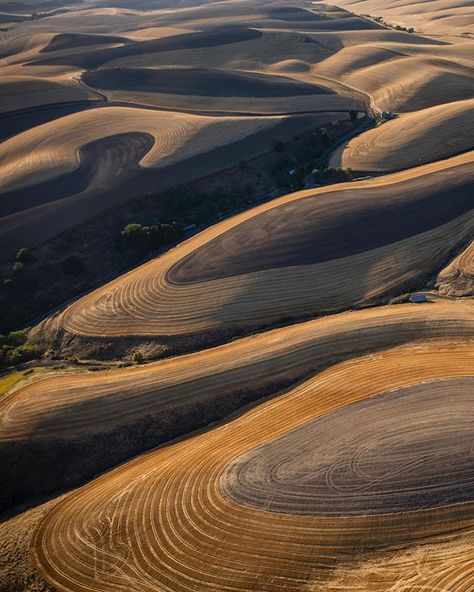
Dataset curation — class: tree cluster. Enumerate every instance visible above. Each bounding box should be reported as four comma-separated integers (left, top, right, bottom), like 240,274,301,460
0,330,42,369
121,222,181,256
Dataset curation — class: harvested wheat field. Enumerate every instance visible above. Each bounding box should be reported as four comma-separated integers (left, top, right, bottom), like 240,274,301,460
330,99,474,171
30,151,474,357
80,66,353,114
437,241,474,297
0,107,334,256
29,337,474,591
4,300,474,509
335,0,474,36
1,0,474,590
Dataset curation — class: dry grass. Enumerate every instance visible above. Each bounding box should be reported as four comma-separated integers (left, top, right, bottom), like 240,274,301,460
330,99,474,171
335,0,474,36
31,336,474,591
30,152,474,355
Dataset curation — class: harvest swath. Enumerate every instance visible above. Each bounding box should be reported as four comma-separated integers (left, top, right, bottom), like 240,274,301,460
4,300,474,508
32,338,474,591
32,151,474,357
0,0,473,591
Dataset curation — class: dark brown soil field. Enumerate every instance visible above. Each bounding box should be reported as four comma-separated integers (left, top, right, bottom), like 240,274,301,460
32,28,264,69
0,101,98,142
169,161,474,284
222,377,474,515
41,32,129,53
83,66,334,98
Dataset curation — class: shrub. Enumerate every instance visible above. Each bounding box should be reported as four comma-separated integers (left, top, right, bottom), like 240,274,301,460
1,330,27,347
16,248,33,264
132,351,144,364
312,168,323,184
0,343,41,368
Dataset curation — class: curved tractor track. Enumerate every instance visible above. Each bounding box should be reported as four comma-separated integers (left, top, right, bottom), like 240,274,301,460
31,151,474,358
1,1,473,590
32,336,474,592
3,300,473,509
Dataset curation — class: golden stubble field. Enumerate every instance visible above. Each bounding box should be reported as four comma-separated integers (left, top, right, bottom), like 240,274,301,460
0,0,473,591
30,150,474,358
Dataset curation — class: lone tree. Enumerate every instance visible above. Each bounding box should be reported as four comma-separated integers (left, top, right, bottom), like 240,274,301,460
349,110,358,122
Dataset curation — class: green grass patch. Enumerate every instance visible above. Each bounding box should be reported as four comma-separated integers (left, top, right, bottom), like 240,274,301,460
0,372,23,396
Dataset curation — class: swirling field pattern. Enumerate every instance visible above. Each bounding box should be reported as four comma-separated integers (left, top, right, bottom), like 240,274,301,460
32,339,474,591
33,151,474,356
1,0,473,590
3,301,473,507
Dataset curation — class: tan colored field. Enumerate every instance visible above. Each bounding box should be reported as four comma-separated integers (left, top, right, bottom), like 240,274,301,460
335,0,474,35
315,51,474,112
330,99,474,170
31,335,474,592
0,106,284,194
5,301,472,442
1,1,473,590
0,75,95,113
437,241,474,296
0,107,336,256
3,299,474,508
2,0,471,259
31,151,474,357
80,65,358,114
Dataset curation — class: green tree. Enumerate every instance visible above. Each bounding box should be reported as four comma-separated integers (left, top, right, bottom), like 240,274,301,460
132,351,144,364
16,248,33,264
121,222,181,255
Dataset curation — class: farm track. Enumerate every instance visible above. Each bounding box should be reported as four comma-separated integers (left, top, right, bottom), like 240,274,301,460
32,339,474,592
1,1,473,589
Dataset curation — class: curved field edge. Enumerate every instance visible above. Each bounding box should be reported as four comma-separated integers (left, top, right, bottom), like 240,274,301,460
29,151,474,359
30,338,474,592
2,300,473,510
330,99,474,172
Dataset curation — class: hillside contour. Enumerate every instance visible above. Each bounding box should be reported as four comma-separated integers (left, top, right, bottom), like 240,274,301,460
0,1,473,591
31,151,474,358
